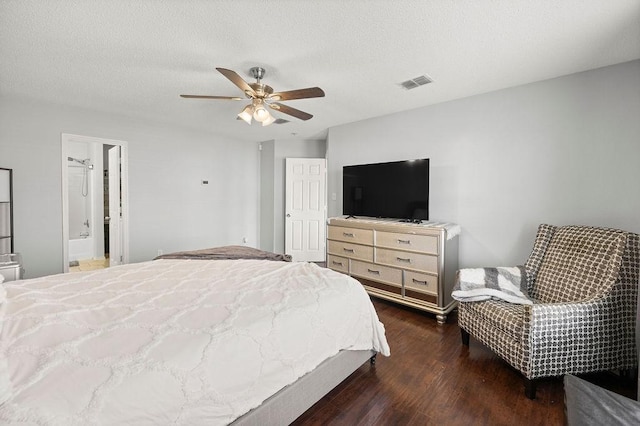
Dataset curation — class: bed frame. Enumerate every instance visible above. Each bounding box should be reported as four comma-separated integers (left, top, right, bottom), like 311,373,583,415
233,349,376,425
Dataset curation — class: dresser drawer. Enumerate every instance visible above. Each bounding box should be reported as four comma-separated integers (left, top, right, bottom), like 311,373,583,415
327,240,373,262
375,247,438,274
376,231,438,254
327,254,349,273
351,260,402,287
404,271,438,295
328,225,374,245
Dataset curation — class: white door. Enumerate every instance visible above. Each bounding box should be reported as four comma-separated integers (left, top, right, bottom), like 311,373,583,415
285,158,326,262
108,146,122,267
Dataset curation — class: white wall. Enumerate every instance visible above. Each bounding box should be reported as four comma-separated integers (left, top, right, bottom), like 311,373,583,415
259,140,276,252
327,60,640,268
0,96,259,278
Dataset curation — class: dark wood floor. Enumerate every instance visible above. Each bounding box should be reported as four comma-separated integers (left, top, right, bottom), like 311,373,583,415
292,297,637,426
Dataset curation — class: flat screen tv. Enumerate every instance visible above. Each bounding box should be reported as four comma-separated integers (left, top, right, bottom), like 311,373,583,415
343,158,429,221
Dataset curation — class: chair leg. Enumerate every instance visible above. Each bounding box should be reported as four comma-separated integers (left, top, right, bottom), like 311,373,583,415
620,368,638,381
461,328,470,346
524,378,537,399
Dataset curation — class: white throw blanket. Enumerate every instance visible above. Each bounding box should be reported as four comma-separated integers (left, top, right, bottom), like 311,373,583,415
452,265,532,305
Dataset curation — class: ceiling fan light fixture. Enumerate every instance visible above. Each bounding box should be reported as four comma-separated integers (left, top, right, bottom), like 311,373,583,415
252,101,271,123
238,105,253,124
261,114,276,126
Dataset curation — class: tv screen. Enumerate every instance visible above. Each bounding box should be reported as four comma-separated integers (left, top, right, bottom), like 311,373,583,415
343,159,429,221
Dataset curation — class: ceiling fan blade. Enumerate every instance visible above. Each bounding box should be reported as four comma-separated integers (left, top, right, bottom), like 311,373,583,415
216,68,257,97
268,87,325,101
269,102,313,121
180,94,243,100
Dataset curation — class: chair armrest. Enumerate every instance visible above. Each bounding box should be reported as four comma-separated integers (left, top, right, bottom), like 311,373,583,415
528,298,617,338
525,298,636,378
529,298,602,319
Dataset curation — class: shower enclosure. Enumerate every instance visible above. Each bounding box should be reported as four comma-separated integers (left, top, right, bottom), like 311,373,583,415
66,142,103,262
62,133,128,273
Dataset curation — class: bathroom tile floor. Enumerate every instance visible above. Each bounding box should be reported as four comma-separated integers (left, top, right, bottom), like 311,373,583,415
69,258,110,272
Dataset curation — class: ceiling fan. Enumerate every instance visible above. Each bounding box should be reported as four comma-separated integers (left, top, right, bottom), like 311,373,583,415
180,67,325,126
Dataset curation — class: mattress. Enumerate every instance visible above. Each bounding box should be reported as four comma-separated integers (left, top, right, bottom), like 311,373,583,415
0,259,389,425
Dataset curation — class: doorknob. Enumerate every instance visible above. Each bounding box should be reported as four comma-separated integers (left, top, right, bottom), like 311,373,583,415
286,214,291,218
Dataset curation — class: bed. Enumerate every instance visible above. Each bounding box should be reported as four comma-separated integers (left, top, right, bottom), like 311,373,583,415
0,248,390,425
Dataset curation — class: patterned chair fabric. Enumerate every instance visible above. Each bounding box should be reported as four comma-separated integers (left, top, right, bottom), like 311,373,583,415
458,224,639,384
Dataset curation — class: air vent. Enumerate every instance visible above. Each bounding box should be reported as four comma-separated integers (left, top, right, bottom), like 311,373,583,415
400,74,433,90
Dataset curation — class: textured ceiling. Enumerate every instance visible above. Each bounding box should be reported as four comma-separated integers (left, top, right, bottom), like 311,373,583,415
1,0,639,143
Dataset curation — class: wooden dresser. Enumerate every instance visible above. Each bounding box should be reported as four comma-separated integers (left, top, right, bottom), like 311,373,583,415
327,217,459,323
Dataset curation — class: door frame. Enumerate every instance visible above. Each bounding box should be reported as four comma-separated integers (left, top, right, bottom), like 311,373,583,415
61,133,129,272
107,145,123,267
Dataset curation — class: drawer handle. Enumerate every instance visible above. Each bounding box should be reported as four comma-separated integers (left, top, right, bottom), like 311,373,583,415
397,239,411,244
343,232,355,237
367,269,380,275
343,248,355,253
396,257,411,263
412,278,428,285
332,261,344,266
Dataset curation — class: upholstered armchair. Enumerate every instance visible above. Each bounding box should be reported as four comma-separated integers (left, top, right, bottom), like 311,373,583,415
457,224,639,399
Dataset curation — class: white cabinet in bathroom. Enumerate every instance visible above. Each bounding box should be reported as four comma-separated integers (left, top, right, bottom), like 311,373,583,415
0,253,22,282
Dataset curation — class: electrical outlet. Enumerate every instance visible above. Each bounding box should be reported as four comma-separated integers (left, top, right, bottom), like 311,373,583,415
242,237,248,244
157,249,163,256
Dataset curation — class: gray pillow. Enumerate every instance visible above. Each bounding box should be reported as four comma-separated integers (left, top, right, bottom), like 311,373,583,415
565,375,640,425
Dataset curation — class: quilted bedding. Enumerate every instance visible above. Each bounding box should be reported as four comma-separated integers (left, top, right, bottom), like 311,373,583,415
0,259,389,425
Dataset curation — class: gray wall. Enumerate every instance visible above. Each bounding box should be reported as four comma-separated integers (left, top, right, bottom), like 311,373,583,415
259,140,276,252
259,139,326,254
0,96,259,278
3,61,638,277
327,60,640,268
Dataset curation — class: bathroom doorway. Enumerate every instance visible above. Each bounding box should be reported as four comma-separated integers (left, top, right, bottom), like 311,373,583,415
61,134,129,273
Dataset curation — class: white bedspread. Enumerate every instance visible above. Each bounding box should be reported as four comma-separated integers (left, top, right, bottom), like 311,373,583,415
0,259,389,425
